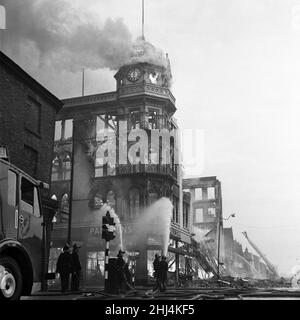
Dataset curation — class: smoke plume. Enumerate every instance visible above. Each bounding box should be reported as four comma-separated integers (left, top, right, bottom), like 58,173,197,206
2,0,133,72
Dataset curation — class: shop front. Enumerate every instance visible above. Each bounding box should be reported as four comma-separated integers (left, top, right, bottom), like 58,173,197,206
48,222,194,289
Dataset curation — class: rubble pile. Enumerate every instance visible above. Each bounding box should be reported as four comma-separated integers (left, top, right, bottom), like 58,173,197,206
178,275,291,289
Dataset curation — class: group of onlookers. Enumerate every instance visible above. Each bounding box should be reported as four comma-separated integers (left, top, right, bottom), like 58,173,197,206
56,243,82,292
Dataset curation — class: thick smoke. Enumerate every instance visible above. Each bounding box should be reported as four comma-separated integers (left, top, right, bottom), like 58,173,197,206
2,0,133,72
125,37,168,68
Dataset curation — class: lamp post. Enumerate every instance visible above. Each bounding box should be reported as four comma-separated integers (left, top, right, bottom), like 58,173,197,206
217,213,236,280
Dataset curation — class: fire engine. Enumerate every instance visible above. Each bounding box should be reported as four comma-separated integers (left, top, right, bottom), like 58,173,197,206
0,145,49,300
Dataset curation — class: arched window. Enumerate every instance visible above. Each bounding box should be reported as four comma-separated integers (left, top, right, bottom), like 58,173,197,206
61,193,69,214
51,194,57,201
107,190,116,209
51,154,60,181
129,189,140,217
62,153,71,180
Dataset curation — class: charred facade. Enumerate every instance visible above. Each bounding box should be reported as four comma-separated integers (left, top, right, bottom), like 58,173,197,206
49,46,195,285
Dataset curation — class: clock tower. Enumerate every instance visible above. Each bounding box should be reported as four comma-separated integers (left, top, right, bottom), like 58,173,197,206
114,38,173,90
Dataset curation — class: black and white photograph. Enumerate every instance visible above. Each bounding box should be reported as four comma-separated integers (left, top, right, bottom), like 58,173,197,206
1,0,300,311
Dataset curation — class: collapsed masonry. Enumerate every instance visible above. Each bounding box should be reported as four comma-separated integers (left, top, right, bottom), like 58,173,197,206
183,176,273,280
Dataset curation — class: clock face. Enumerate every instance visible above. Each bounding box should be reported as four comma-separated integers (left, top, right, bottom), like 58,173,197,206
127,68,142,82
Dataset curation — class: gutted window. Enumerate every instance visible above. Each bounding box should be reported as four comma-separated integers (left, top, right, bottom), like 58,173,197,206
54,119,73,141
148,109,158,129
54,121,62,141
183,203,189,229
195,188,202,200
208,207,216,217
130,110,141,129
95,161,116,178
95,114,117,177
207,187,215,200
96,114,117,140
64,119,73,139
195,208,204,223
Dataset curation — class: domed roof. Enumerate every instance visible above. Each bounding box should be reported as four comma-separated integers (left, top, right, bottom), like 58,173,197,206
124,37,169,69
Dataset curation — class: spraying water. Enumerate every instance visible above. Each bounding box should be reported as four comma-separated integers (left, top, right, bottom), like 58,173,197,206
91,202,124,251
89,198,172,255
131,197,173,256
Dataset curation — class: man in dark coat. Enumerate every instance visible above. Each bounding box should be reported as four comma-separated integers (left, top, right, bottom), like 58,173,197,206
71,243,82,291
159,255,169,292
56,244,72,293
153,253,161,291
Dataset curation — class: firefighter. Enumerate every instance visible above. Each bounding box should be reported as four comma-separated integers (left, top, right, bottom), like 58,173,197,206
124,260,134,290
56,244,72,293
71,243,82,291
159,255,169,292
153,253,161,291
116,250,126,294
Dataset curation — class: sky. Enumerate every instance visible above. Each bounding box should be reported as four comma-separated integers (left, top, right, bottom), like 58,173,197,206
1,0,300,275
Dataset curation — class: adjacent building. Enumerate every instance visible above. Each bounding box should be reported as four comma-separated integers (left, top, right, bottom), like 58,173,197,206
0,51,63,183
0,51,63,288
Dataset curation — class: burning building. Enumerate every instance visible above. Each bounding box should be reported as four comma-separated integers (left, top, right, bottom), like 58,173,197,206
49,38,194,286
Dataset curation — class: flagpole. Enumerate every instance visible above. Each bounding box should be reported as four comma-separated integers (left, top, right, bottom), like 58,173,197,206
82,68,85,97
0,5,6,52
142,0,145,39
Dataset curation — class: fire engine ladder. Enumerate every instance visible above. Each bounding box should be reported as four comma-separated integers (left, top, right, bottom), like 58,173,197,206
242,231,279,278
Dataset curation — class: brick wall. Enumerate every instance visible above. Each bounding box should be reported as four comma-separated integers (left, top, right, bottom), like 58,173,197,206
0,60,59,184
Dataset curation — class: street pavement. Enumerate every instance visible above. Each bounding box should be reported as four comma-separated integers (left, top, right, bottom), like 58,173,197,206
20,286,300,300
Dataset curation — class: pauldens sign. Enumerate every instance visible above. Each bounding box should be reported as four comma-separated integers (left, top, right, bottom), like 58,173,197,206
89,224,134,237
89,224,190,243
